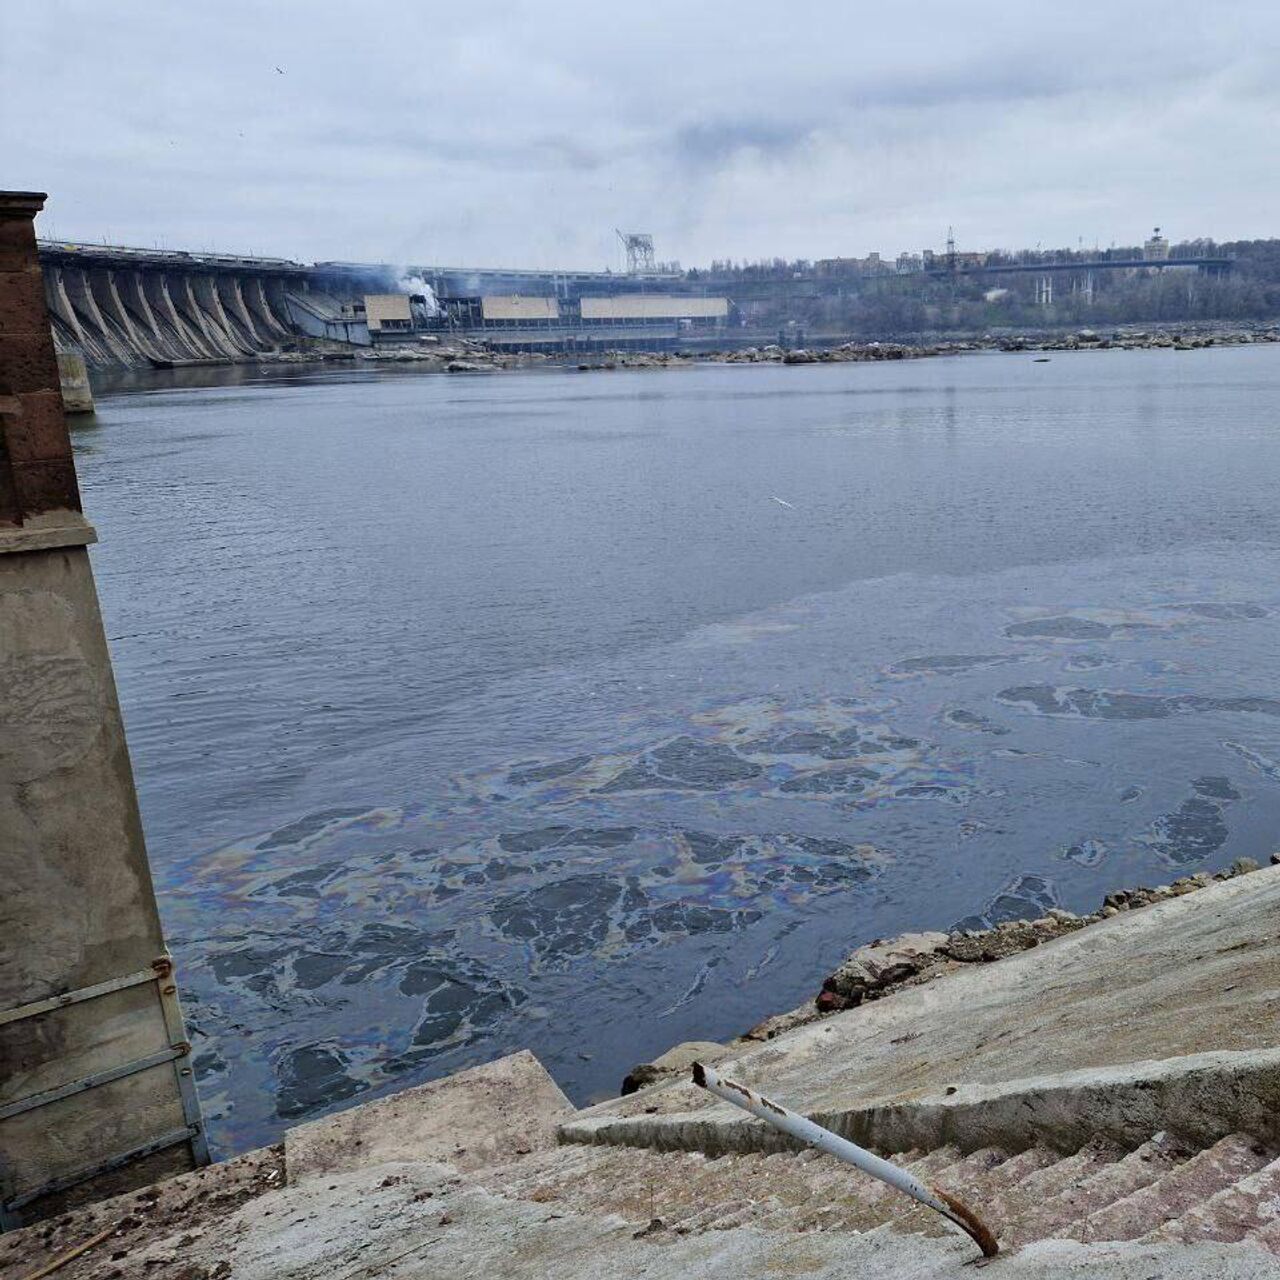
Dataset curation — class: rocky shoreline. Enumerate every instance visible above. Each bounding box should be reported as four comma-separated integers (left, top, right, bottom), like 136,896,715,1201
620,853,1279,1096
272,320,1280,377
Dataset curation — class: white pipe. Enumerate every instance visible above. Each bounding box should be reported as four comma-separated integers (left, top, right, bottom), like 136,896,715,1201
691,1062,998,1258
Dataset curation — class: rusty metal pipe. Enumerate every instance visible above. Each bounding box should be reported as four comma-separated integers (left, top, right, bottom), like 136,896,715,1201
691,1062,998,1259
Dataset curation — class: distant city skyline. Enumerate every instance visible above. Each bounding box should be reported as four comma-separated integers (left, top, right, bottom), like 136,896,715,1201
5,2,1279,270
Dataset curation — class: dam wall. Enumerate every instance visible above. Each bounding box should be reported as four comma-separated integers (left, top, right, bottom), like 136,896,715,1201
39,245,731,368
38,243,305,368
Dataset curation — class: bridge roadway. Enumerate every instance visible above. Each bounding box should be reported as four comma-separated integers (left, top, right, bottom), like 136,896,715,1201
925,256,1233,278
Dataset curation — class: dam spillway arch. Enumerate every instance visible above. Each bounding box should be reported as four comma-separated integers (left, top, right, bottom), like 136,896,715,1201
38,244,306,368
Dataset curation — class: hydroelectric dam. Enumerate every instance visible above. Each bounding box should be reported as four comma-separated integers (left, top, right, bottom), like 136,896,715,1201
38,236,1237,371
36,241,733,368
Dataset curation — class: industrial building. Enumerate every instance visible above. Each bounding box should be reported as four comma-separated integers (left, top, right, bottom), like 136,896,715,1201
578,295,728,323
431,292,732,350
479,295,561,324
363,293,413,333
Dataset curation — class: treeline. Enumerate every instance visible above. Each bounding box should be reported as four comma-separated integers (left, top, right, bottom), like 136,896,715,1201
798,278,1280,337
699,239,1280,332
693,238,1280,283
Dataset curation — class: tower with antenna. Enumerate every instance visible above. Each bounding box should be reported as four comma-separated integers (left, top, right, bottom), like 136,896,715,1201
616,230,656,274
946,226,957,274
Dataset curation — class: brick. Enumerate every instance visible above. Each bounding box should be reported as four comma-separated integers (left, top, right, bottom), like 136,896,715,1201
0,329,61,395
0,216,39,272
0,440,20,525
3,390,70,463
11,457,82,517
0,265,51,335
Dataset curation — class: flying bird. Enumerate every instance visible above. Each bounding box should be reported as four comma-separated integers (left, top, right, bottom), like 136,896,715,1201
274,65,285,74
770,496,796,509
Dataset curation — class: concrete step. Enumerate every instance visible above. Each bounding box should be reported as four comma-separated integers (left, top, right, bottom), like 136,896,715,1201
934,1146,1014,1195
1082,1133,1274,1242
1006,1134,1185,1243
1145,1156,1280,1248
983,1138,1125,1233
982,1145,1060,1189
882,1147,1019,1240
475,1127,1280,1258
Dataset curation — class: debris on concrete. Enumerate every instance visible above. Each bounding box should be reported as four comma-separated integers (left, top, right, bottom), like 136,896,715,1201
621,1041,734,1096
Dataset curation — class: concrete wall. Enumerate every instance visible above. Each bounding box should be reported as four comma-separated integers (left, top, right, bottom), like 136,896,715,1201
39,257,299,368
0,191,206,1229
284,291,370,346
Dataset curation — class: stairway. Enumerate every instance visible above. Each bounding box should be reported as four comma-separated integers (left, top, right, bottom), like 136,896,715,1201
470,1130,1280,1255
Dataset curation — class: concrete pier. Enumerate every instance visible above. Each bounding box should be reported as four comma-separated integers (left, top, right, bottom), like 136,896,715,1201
0,192,206,1229
55,350,93,413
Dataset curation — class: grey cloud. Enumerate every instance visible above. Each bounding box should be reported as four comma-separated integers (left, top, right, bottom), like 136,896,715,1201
673,120,817,166
4,0,1280,267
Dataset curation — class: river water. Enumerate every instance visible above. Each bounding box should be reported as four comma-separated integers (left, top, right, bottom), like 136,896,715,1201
77,348,1280,1154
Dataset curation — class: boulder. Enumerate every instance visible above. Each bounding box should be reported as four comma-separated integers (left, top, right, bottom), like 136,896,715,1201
620,1041,732,1096
824,931,949,1000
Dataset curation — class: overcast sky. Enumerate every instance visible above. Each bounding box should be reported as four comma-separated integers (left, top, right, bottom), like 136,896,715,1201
5,2,1278,270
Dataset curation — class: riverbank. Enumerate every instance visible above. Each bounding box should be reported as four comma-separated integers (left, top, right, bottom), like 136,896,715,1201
591,321,1280,370
621,854,1279,1094
351,321,1280,373
6,864,1278,1277
74,320,1280,395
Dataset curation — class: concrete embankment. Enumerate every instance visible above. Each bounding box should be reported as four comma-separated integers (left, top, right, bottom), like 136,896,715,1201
4,866,1279,1278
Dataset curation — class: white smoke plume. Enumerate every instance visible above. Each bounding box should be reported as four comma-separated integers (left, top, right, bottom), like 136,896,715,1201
395,271,440,317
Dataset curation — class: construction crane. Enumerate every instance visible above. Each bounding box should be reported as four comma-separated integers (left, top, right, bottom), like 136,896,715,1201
616,230,656,274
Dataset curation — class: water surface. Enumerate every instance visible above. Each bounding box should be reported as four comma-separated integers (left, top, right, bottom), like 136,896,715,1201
78,349,1280,1150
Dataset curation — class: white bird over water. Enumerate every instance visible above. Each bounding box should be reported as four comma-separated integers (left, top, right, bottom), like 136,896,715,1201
770,495,796,509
